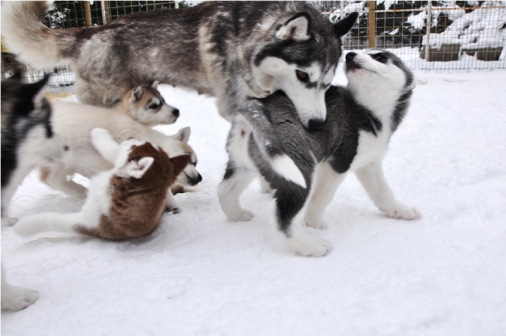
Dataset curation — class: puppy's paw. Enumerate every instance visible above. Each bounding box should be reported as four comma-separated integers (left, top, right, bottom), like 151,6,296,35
164,205,181,214
304,218,328,230
1,217,18,227
1,285,39,311
227,209,254,222
286,235,332,257
382,201,422,220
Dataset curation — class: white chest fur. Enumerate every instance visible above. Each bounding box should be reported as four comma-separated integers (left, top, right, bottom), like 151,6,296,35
350,129,391,171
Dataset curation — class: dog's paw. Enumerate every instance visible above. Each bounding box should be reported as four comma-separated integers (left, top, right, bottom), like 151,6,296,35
1,285,39,311
1,217,18,227
382,201,422,220
227,209,254,222
304,218,328,230
286,235,332,257
164,205,181,214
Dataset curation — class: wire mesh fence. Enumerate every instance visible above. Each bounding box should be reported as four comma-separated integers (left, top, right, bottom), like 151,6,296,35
2,1,505,88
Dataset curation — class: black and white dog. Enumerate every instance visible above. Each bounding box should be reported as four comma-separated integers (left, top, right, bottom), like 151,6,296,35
2,1,357,130
1,72,67,310
219,50,420,257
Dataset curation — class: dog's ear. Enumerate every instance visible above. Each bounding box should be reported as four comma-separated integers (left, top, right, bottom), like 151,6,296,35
9,70,23,81
152,80,159,89
333,12,358,38
126,157,154,179
27,73,50,108
276,13,312,42
131,86,144,102
170,154,191,178
173,127,191,143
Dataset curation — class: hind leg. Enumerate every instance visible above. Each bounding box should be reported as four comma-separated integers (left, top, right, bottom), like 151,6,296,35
275,183,332,257
355,162,421,219
218,162,256,222
1,264,38,311
304,161,347,229
40,164,87,199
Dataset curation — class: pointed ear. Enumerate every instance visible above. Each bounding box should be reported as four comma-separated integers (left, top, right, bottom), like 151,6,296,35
10,70,23,80
173,127,191,143
126,157,154,179
276,13,312,42
170,154,191,177
29,74,50,106
131,86,144,102
152,80,159,89
334,12,358,38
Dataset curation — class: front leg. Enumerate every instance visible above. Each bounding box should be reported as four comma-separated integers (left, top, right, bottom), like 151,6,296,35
354,162,421,220
304,161,347,229
1,264,38,311
165,189,181,214
90,128,121,164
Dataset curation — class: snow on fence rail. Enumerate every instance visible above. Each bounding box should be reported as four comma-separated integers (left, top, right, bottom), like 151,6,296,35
2,0,505,86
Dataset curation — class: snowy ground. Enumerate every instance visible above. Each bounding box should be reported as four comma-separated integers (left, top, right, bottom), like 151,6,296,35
2,65,506,335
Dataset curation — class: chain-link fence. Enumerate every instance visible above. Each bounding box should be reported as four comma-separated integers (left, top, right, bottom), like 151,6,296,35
327,1,506,70
2,1,505,87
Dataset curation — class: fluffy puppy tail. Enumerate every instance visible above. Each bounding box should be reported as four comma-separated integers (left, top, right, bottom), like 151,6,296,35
14,212,86,237
1,1,77,69
237,100,306,188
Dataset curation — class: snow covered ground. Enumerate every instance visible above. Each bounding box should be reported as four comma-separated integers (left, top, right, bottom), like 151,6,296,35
2,64,506,335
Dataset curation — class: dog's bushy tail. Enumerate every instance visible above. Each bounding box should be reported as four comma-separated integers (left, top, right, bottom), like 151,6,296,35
237,100,306,188
14,212,86,237
1,1,76,69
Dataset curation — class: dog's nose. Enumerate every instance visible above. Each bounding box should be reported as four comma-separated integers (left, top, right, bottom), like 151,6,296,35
189,173,202,186
346,52,357,62
63,145,69,151
308,118,325,131
172,109,180,117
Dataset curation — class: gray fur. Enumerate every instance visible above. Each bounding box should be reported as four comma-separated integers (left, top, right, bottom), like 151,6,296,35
1,1,357,129
219,50,419,256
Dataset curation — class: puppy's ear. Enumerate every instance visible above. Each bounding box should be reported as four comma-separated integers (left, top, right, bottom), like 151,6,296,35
131,86,144,102
9,70,23,81
170,154,191,177
276,13,311,42
334,12,358,38
173,127,191,143
126,157,154,179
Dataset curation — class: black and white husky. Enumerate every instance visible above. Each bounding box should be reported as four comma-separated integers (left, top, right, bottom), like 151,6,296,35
1,72,67,311
218,50,420,257
2,2,357,130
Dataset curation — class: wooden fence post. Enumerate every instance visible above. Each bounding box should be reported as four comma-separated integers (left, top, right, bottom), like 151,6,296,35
84,1,92,27
368,1,376,49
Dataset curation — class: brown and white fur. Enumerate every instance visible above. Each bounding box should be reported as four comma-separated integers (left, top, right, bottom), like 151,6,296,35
112,81,180,126
15,128,190,240
39,101,200,212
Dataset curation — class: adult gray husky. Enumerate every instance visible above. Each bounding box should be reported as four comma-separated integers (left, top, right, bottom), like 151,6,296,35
1,1,357,130
219,50,421,257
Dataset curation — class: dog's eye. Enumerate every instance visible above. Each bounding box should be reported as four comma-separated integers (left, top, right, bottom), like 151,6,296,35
296,70,309,83
371,53,388,64
148,104,159,110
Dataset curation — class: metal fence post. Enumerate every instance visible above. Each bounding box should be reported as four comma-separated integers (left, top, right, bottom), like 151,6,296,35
368,1,376,49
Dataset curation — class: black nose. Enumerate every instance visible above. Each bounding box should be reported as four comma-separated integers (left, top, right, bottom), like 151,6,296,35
346,52,357,62
308,118,325,131
63,145,69,151
172,109,180,117
190,173,202,186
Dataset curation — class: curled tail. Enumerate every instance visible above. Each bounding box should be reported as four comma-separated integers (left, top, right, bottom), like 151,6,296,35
1,1,76,68
238,100,306,188
14,212,84,237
